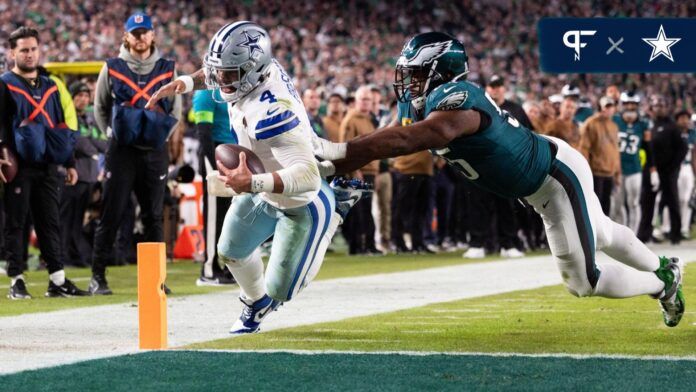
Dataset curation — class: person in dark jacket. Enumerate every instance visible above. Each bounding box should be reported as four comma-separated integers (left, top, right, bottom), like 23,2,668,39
90,13,182,294
2,27,88,299
59,81,108,267
637,95,688,244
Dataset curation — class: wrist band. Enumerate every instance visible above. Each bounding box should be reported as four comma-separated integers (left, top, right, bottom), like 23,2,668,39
177,75,194,93
250,173,275,193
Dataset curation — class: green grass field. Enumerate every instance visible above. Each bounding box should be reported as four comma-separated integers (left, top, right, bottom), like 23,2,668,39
3,251,693,391
0,250,535,317
189,263,695,356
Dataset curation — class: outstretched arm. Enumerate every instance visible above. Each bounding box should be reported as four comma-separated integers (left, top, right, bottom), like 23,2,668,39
323,109,480,175
145,68,207,110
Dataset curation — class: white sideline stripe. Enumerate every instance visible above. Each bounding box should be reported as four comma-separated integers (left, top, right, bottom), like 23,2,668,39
1,243,694,375
180,348,696,361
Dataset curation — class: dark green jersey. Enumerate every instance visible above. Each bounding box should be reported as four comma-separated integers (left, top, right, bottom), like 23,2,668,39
612,114,649,175
397,81,554,198
574,107,594,124
686,128,696,166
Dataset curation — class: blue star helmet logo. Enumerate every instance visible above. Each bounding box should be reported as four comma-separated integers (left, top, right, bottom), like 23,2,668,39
239,30,264,57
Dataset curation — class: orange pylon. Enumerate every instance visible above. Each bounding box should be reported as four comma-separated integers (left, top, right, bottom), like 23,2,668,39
137,242,167,349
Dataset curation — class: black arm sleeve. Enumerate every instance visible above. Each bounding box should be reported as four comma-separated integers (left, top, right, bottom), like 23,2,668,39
196,122,215,169
0,80,15,145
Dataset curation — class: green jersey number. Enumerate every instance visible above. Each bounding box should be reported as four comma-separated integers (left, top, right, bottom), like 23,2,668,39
435,148,480,180
619,132,640,154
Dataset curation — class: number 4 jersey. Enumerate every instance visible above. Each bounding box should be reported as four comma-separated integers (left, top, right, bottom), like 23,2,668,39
397,80,554,198
227,60,319,209
612,114,649,176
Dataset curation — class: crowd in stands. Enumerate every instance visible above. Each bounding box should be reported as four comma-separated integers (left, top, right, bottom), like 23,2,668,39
0,0,694,270
1,0,695,108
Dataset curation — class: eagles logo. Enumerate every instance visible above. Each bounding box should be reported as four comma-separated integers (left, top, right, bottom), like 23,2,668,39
397,41,453,66
436,91,468,111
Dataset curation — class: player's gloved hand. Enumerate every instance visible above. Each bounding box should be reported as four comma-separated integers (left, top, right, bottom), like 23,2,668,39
650,170,660,192
207,170,239,197
317,160,336,178
312,136,347,161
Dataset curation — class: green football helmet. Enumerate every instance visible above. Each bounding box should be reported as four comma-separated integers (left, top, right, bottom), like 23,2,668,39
394,32,469,110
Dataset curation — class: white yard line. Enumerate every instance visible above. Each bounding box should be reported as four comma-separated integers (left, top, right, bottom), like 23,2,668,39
188,348,696,361
1,244,694,375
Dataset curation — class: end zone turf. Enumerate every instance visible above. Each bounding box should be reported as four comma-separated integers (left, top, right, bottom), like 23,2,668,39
2,351,695,392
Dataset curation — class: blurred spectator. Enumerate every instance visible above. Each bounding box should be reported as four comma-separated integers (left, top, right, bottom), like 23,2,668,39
579,96,621,215
464,75,525,258
302,88,326,138
339,85,379,255
60,81,107,268
372,100,398,253
546,97,580,148
393,151,433,254
660,110,694,239
606,84,621,102
321,93,345,142
431,157,456,250
638,95,688,244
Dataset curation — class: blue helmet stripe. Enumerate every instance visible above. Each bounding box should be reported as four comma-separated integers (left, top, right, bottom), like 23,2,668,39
214,21,254,54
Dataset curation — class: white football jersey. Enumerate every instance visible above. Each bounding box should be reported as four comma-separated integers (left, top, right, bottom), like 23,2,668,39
227,60,318,210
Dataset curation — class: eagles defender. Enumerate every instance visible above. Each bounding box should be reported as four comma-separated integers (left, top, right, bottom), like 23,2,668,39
315,32,684,327
147,22,370,333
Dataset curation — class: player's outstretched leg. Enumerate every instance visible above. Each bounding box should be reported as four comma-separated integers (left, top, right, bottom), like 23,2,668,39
595,193,685,327
528,137,685,327
217,194,278,334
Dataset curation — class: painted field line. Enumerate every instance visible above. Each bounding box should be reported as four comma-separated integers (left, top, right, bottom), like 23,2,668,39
1,243,694,375
187,348,696,361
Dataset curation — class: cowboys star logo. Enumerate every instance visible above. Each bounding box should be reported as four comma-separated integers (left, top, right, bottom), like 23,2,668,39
239,31,264,57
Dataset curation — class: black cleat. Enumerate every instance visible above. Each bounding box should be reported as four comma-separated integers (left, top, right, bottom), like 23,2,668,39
8,279,32,300
196,267,237,286
89,275,113,295
45,278,90,298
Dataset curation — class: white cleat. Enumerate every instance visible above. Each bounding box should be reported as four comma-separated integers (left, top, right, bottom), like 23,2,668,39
501,248,525,258
463,247,485,259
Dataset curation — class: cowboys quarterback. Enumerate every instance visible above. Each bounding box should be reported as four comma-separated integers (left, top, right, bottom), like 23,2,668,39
315,32,685,327
147,21,370,334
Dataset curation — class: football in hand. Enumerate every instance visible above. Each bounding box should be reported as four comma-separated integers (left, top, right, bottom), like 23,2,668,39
1,146,18,183
215,144,265,174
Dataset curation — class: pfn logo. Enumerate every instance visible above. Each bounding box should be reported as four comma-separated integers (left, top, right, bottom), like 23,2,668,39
563,30,596,61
